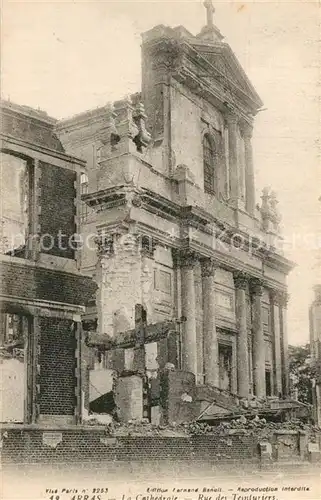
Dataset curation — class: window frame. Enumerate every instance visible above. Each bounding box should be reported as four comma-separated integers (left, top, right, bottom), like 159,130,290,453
203,133,216,195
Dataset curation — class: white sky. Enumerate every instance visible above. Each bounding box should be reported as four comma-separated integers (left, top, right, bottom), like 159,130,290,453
1,0,320,345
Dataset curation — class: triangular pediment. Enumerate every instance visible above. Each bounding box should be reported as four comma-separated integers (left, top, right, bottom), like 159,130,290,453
189,41,263,109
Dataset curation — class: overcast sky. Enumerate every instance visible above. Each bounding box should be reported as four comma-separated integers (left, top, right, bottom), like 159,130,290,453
1,0,320,345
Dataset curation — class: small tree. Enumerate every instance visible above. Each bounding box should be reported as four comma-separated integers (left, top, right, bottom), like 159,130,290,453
288,343,314,405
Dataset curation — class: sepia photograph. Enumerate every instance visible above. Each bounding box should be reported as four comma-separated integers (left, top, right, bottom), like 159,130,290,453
0,0,320,499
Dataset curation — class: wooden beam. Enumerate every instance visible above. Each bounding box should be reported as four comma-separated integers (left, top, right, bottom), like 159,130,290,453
86,320,177,350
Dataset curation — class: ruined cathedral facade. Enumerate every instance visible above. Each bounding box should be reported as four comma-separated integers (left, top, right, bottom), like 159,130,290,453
1,9,295,426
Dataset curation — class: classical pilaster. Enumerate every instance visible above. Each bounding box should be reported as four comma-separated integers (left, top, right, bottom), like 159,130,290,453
180,251,198,376
279,291,290,397
250,279,266,398
201,258,219,387
242,123,255,215
270,290,283,397
234,271,250,398
226,113,239,203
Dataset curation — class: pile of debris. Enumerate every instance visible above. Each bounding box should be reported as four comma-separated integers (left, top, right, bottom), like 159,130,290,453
87,415,320,441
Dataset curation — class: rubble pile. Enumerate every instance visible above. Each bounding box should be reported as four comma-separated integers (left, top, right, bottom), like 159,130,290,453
90,416,320,440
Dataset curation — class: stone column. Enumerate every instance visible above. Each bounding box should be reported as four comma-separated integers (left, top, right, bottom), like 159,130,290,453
251,279,266,398
201,258,219,387
270,290,282,397
180,251,198,376
226,113,239,203
234,272,250,398
242,123,255,215
280,292,290,397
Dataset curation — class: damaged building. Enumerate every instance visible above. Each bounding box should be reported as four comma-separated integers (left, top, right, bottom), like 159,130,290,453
1,4,306,431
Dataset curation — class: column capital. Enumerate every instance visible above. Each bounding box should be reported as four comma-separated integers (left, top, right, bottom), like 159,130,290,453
233,271,248,290
180,250,199,269
279,291,290,308
250,278,264,296
224,112,239,126
200,257,217,277
269,289,283,305
240,122,253,140
94,233,115,256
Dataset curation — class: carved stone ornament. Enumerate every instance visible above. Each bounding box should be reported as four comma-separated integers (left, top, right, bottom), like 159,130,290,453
133,102,152,153
260,187,281,232
201,258,216,278
150,38,184,71
233,271,248,290
42,432,63,449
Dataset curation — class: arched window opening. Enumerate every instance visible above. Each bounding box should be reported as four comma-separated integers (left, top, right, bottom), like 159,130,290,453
203,134,216,195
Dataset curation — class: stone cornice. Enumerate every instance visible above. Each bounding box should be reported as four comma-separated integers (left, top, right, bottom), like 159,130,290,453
82,186,127,208
83,185,294,277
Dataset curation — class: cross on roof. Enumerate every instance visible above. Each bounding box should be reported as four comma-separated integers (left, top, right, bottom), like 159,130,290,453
204,0,215,27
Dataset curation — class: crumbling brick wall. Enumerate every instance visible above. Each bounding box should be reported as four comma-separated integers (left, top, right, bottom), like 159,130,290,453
0,261,96,306
0,429,259,465
39,162,76,259
39,317,76,415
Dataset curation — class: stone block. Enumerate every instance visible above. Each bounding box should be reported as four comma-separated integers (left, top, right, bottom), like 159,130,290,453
151,405,161,426
308,441,320,463
89,368,113,403
259,441,272,462
115,375,143,422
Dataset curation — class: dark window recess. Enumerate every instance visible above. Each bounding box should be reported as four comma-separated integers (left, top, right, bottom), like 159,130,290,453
218,344,232,392
265,370,272,396
203,134,216,195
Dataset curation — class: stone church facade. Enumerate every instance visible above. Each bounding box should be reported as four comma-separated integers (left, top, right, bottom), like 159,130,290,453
1,7,296,426
56,11,294,421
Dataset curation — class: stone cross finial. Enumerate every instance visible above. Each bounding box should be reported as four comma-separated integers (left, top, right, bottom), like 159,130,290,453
204,0,215,27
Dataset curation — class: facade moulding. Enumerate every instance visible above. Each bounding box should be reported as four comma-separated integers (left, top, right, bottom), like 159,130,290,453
81,184,293,277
